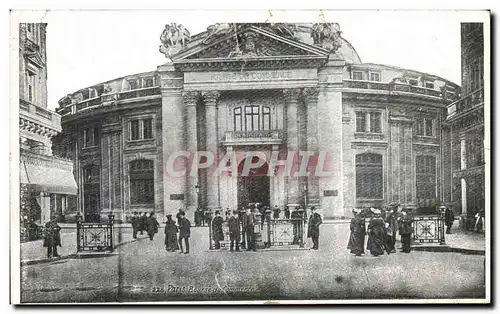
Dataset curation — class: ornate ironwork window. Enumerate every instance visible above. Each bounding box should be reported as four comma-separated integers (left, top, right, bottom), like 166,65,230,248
416,155,437,204
130,159,154,205
356,153,383,199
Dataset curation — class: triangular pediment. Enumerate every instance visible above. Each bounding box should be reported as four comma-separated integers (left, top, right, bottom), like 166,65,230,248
173,25,328,61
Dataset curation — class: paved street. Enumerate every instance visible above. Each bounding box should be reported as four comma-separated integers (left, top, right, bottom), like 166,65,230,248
20,224,486,302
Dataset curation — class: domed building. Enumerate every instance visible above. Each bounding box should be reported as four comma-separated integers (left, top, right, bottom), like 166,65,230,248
54,23,460,222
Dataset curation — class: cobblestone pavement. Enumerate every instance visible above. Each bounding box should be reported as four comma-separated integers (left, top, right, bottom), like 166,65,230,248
20,224,486,303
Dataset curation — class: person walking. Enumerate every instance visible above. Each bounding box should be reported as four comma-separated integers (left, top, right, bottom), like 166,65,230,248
444,205,455,234
245,207,256,252
384,207,399,253
146,212,159,241
43,218,61,258
307,207,322,250
291,206,302,245
131,211,140,239
164,214,178,251
347,208,366,256
139,212,147,235
228,210,241,252
178,211,191,254
273,205,280,220
212,211,224,249
366,208,386,257
474,209,484,233
399,211,413,253
284,206,290,220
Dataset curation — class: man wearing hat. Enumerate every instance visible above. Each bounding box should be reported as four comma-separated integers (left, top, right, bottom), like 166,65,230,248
212,210,224,249
307,207,322,250
228,210,241,252
398,210,413,253
443,204,455,234
131,211,140,239
178,211,191,254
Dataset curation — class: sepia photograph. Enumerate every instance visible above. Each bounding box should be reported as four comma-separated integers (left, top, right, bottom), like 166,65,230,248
9,9,490,304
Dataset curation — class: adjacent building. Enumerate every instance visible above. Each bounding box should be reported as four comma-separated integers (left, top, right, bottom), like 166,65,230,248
54,23,461,222
19,23,77,226
446,23,485,228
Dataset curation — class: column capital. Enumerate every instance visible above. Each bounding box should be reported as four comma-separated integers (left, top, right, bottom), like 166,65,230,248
182,91,199,106
201,91,221,105
303,87,319,103
282,88,301,103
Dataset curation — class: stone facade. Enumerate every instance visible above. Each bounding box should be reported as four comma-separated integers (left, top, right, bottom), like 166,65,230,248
55,23,461,221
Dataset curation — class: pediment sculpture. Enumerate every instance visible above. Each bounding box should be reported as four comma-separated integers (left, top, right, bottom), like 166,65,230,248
311,23,342,53
159,23,191,59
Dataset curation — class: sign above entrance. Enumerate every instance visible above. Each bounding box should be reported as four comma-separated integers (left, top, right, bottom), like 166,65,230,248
183,69,318,91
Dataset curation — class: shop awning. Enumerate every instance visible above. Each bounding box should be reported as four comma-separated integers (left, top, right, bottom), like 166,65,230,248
21,160,77,195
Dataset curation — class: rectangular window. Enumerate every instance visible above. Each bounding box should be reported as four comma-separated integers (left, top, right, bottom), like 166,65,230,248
28,85,33,102
370,112,382,133
144,78,154,88
415,119,424,136
234,107,242,131
84,127,99,147
369,72,381,82
26,70,36,103
352,71,363,80
143,118,153,139
262,106,271,131
130,120,140,140
425,118,434,136
356,112,366,132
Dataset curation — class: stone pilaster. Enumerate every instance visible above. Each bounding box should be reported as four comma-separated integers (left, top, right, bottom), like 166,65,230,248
317,58,345,218
202,91,221,210
283,88,301,208
158,63,185,217
183,91,199,211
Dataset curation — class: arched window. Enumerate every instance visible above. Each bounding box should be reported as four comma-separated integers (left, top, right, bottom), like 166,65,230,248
356,153,383,199
416,155,436,207
233,105,272,131
129,159,154,205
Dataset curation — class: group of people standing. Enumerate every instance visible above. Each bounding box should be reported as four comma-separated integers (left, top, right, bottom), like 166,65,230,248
163,210,192,254
347,206,413,257
130,212,159,240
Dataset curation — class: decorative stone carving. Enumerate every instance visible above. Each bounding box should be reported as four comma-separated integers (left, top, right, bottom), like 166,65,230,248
311,23,342,53
282,89,301,103
303,87,319,102
182,91,199,106
202,23,234,45
201,91,221,105
159,23,191,59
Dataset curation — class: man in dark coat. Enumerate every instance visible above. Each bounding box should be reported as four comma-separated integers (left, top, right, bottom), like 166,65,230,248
239,208,248,249
284,206,290,220
444,205,455,234
384,209,398,253
43,218,61,258
347,209,366,256
131,211,140,239
178,211,191,254
273,205,280,219
245,208,256,251
146,212,159,241
228,210,241,252
164,214,178,251
139,212,147,235
212,211,224,249
307,207,322,250
291,206,302,245
399,211,413,253
176,209,183,227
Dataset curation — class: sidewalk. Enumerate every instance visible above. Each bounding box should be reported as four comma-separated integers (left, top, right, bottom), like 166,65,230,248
20,228,147,265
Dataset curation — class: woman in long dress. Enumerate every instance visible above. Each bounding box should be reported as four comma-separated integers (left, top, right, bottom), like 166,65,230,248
366,209,386,257
347,209,366,256
164,214,178,251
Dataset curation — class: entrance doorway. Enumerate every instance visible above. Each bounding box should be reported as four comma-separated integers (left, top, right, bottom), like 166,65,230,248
237,156,270,209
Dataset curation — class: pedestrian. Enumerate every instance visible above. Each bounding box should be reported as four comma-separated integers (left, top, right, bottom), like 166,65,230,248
164,214,178,251
245,207,256,252
131,211,140,239
212,210,224,249
273,205,280,220
284,206,290,220
146,212,159,241
176,209,183,227
384,208,398,254
178,211,191,254
239,208,248,250
347,208,366,256
366,208,386,257
139,212,147,235
302,206,308,224
399,211,413,253
474,209,484,233
307,207,322,250
228,210,241,252
225,208,231,221
291,206,302,245
444,204,455,234
43,218,61,258
194,208,201,227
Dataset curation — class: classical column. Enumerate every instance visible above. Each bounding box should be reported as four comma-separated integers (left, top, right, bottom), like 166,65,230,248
460,138,467,170
202,91,221,210
304,87,320,210
158,63,185,217
183,91,199,211
283,88,301,208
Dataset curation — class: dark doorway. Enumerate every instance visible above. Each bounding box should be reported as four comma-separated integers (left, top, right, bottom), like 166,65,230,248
237,156,270,209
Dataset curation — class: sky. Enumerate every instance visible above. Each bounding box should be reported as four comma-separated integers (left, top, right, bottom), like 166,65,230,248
12,10,488,110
